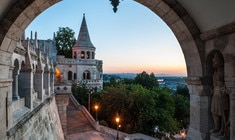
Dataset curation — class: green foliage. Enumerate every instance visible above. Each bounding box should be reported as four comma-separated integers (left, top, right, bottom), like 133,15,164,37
175,85,189,98
55,27,76,58
151,87,179,133
121,78,134,85
72,82,88,107
134,71,159,90
97,82,181,135
72,72,190,135
98,83,158,134
173,86,190,128
99,120,109,127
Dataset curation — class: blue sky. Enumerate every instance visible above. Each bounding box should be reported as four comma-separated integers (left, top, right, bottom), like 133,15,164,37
26,0,186,76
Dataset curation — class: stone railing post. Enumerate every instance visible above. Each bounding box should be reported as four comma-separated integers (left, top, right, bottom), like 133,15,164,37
12,70,20,100
55,83,72,139
225,75,235,139
185,77,212,140
55,93,70,139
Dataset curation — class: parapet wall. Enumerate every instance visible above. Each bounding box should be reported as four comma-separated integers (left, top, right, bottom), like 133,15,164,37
7,95,64,140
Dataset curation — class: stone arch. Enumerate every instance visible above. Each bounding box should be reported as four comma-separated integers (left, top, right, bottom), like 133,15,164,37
0,0,204,77
0,0,207,139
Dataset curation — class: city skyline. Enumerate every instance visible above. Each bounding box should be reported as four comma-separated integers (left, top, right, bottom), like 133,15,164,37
26,0,187,76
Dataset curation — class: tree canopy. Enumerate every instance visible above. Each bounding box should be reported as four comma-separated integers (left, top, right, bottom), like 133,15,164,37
55,27,76,58
72,71,189,136
134,71,159,89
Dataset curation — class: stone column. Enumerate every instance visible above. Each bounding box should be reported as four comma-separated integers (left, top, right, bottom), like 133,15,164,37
229,88,235,140
55,93,71,139
50,70,54,94
44,70,50,95
34,70,43,100
185,77,212,140
225,62,235,139
12,70,20,100
19,69,34,109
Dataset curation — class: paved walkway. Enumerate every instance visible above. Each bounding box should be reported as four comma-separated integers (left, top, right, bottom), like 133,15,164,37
66,99,114,140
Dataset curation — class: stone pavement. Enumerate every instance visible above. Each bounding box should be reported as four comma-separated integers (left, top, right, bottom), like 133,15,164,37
66,99,114,140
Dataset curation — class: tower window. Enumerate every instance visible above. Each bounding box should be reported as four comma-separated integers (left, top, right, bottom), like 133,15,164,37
87,51,90,59
83,70,91,80
81,51,85,59
68,71,72,80
74,51,77,59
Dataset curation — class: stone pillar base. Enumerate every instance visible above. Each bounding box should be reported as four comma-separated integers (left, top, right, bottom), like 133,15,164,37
210,134,227,140
186,127,209,140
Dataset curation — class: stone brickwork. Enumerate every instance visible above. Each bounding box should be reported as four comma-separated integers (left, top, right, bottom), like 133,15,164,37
7,95,64,140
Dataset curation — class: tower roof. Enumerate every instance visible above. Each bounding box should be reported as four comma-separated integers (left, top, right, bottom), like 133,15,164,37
74,14,94,48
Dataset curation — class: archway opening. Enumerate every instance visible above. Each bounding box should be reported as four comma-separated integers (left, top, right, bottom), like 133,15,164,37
0,0,206,138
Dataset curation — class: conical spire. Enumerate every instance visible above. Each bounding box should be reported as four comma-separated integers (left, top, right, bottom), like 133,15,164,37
74,14,94,48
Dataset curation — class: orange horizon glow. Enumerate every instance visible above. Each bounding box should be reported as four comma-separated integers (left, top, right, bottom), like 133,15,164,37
103,65,187,76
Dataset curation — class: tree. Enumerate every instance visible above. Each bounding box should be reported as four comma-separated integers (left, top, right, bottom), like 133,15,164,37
174,85,189,98
151,87,179,133
173,86,190,128
72,82,88,107
55,27,76,58
134,71,159,89
97,82,181,135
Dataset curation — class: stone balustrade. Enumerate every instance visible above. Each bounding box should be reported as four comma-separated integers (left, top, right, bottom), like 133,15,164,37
57,58,102,65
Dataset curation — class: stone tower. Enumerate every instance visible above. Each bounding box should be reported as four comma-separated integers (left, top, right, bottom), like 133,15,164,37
56,14,103,90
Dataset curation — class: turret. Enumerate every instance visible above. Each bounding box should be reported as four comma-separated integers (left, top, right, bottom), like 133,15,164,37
72,14,96,59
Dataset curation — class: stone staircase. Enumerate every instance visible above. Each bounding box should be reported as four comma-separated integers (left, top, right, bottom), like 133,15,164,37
67,99,95,135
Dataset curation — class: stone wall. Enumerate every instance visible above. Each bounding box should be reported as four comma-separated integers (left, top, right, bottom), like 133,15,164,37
7,95,64,140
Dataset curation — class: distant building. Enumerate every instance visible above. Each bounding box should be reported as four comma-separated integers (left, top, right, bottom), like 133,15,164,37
56,14,103,90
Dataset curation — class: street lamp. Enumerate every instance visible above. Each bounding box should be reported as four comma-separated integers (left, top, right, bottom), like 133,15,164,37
88,87,93,112
115,114,120,140
180,128,186,139
94,105,98,121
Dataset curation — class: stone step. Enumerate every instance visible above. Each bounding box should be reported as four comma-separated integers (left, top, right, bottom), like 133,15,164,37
67,103,95,135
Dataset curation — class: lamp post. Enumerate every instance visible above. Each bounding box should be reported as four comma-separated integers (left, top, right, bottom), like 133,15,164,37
115,115,120,140
95,105,98,121
88,87,93,112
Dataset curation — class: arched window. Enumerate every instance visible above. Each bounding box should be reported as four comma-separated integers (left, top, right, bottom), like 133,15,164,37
74,51,77,59
68,71,72,80
83,70,91,80
81,51,85,59
74,73,77,80
55,68,62,82
87,51,90,59
92,52,95,59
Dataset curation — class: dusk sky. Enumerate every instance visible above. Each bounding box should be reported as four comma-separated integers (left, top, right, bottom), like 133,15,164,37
26,0,187,76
